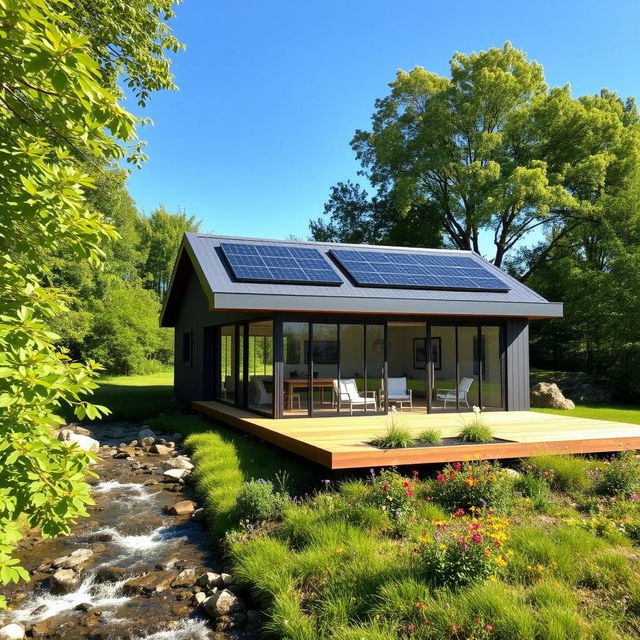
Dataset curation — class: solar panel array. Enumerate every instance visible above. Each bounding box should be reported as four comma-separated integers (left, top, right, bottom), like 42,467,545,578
329,249,510,292
220,243,342,285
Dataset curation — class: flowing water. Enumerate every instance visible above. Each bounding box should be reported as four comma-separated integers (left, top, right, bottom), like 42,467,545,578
0,424,235,639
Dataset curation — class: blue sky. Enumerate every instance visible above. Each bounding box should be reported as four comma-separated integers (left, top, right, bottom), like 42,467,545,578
126,0,640,251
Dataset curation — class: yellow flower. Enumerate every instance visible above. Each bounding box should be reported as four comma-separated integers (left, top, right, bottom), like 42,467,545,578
335,546,345,554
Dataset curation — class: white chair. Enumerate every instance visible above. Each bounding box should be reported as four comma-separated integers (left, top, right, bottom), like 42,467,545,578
436,377,474,409
332,378,377,415
250,376,273,407
380,377,413,411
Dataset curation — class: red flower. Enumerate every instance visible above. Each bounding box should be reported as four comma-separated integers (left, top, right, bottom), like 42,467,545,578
403,481,411,488
382,482,390,490
407,623,415,632
412,470,419,477
406,489,414,497
471,533,483,543
436,474,446,484
485,624,493,631
453,508,465,517
452,462,462,471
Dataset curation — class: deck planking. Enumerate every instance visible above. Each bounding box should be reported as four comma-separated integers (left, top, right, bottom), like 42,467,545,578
192,401,640,469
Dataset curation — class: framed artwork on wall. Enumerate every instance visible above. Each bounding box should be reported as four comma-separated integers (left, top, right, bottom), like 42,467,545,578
413,337,441,370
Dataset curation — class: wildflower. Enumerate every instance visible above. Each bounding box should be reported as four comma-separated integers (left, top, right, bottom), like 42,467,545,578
407,624,415,632
631,493,640,501
453,508,465,517
406,489,414,497
412,470,419,477
471,533,483,543
335,545,345,553
403,481,411,488
465,477,474,487
452,461,462,471
472,405,481,414
382,482,390,491
485,623,493,631
436,474,446,484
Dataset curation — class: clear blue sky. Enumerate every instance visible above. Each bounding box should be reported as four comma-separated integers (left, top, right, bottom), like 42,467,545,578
126,0,640,247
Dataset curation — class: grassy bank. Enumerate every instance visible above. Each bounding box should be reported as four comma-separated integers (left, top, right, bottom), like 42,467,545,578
533,404,640,425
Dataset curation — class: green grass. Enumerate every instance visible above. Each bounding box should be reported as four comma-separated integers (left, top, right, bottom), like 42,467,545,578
369,423,415,448
161,415,318,541
66,369,174,422
533,404,640,425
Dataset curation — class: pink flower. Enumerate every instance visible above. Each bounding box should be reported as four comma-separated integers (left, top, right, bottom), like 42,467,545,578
406,489,414,497
631,493,640,501
436,474,446,484
453,508,465,517
452,462,462,471
471,533,483,543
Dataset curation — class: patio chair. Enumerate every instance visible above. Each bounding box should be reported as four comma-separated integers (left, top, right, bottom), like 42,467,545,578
332,378,377,415
249,376,273,407
380,377,413,411
436,377,474,409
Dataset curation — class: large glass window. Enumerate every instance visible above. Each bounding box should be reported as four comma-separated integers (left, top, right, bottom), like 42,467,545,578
248,321,274,414
481,326,503,409
310,323,338,415
338,324,365,413
366,324,385,413
457,326,481,410
430,325,456,412
283,322,309,415
218,325,236,403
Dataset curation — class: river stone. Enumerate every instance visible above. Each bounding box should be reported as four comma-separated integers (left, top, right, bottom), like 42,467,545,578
138,427,155,440
202,589,245,618
0,623,25,640
123,570,178,595
171,568,197,588
140,436,155,448
51,568,80,594
193,591,207,606
74,426,92,436
163,468,190,482
220,572,234,585
166,500,197,516
161,456,194,471
196,571,223,589
52,548,93,570
57,430,100,453
95,566,129,583
530,382,575,410
151,443,172,455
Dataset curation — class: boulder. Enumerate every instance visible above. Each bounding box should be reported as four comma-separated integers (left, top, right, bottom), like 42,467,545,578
138,427,155,440
74,426,92,436
123,570,178,595
165,500,197,516
171,568,197,588
51,568,80,594
163,468,190,482
140,436,155,448
57,430,100,453
530,382,575,410
202,589,245,619
193,591,207,606
220,572,234,585
150,443,172,455
52,548,93,570
0,624,25,640
196,571,223,589
161,456,194,472
95,566,129,583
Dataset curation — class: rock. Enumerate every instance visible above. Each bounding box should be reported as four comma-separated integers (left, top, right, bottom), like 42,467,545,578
51,568,80,594
129,439,139,447
74,603,93,612
140,436,155,448
171,568,197,588
138,427,155,440
165,500,197,516
90,542,107,553
530,382,576,410
0,624,25,640
196,572,223,589
74,426,91,436
215,612,247,631
193,591,207,606
52,548,93,570
161,456,194,472
220,572,234,585
151,443,172,455
123,571,178,595
503,468,522,478
163,468,190,482
171,433,184,443
155,557,179,571
202,589,245,619
57,430,100,453
170,603,192,617
95,566,129,583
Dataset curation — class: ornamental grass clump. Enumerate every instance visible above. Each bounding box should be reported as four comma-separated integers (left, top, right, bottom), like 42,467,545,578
428,461,514,513
419,513,510,587
457,406,494,443
235,478,289,523
523,454,594,494
417,427,442,445
369,408,414,448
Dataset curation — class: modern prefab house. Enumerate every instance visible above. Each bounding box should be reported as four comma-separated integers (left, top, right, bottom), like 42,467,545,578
161,233,563,420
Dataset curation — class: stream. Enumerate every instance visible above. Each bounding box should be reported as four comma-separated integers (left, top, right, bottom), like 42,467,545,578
0,422,257,639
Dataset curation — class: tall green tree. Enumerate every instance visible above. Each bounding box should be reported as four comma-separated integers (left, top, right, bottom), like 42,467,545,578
315,43,640,270
0,0,179,599
140,206,200,298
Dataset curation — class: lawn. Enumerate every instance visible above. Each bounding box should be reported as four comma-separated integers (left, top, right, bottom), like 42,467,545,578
533,404,640,425
68,368,175,422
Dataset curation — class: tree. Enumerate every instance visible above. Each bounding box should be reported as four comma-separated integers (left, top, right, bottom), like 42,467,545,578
140,206,200,298
319,43,640,269
0,0,179,601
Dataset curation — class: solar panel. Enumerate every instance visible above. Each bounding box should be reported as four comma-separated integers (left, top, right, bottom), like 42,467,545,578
329,249,510,292
220,243,342,285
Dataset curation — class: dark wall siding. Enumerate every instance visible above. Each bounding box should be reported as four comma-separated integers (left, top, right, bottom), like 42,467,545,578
506,319,530,411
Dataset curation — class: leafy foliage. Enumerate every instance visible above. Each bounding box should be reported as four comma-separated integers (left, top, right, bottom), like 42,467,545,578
0,0,179,601
595,451,640,497
236,479,289,524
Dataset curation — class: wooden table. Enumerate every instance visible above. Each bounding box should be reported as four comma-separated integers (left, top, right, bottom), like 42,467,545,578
283,377,335,410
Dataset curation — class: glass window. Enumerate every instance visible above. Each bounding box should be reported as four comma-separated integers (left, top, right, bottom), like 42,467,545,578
283,322,309,415
310,323,338,415
338,324,365,413
248,320,274,414
457,326,480,411
481,326,503,409
218,325,236,403
365,325,385,413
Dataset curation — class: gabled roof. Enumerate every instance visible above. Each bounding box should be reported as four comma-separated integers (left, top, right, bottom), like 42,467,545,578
160,234,563,326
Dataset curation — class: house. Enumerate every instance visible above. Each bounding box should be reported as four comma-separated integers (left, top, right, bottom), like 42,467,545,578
160,233,562,419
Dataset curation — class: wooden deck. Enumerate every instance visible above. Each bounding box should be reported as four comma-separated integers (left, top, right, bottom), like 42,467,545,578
192,401,640,469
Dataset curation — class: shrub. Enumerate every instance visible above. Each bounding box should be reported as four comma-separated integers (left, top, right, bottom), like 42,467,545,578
457,406,494,443
514,474,552,512
419,514,510,587
523,455,594,494
428,461,514,513
595,451,640,497
367,469,417,529
235,479,289,523
416,427,442,444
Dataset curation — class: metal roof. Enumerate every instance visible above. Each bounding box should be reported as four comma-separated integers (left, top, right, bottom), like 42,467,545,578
160,233,563,325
